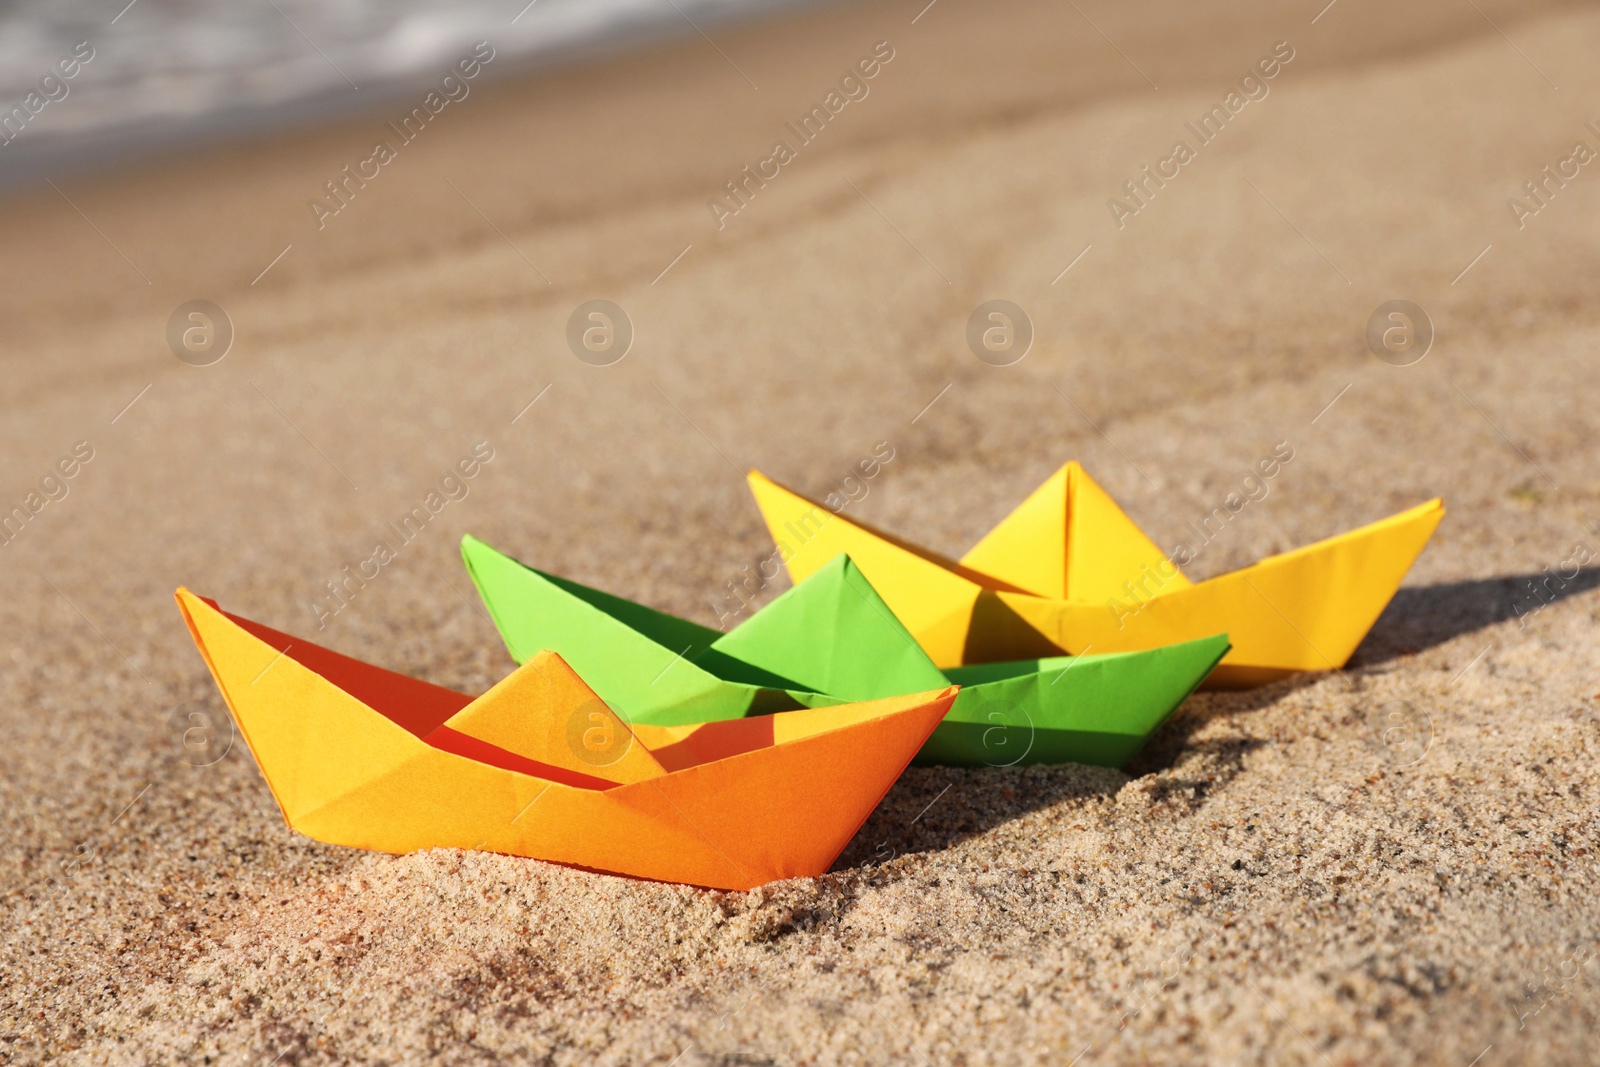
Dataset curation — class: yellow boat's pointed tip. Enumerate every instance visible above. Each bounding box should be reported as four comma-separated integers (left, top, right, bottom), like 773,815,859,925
1397,496,1447,522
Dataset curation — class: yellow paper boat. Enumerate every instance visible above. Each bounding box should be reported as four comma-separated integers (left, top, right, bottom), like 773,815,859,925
176,588,955,890
747,463,1444,687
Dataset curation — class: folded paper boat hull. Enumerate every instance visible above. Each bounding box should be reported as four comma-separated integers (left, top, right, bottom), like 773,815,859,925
933,637,1228,767
463,537,1228,767
747,469,1444,685
176,588,954,890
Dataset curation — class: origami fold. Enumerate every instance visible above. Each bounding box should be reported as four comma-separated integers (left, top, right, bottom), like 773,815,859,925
175,587,955,890
746,462,1444,687
462,536,1228,767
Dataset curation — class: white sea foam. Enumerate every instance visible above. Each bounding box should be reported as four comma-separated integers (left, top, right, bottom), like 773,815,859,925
0,0,815,183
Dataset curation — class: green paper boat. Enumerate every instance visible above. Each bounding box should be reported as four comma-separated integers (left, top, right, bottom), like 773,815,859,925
460,535,1229,768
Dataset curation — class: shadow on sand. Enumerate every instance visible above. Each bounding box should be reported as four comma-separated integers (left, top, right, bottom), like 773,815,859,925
1351,567,1600,669
832,568,1600,876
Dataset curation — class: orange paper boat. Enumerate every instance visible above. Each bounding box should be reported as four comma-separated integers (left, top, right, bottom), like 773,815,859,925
176,588,955,890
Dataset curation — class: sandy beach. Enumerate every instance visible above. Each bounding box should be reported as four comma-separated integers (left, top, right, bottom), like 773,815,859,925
3,0,1600,1061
